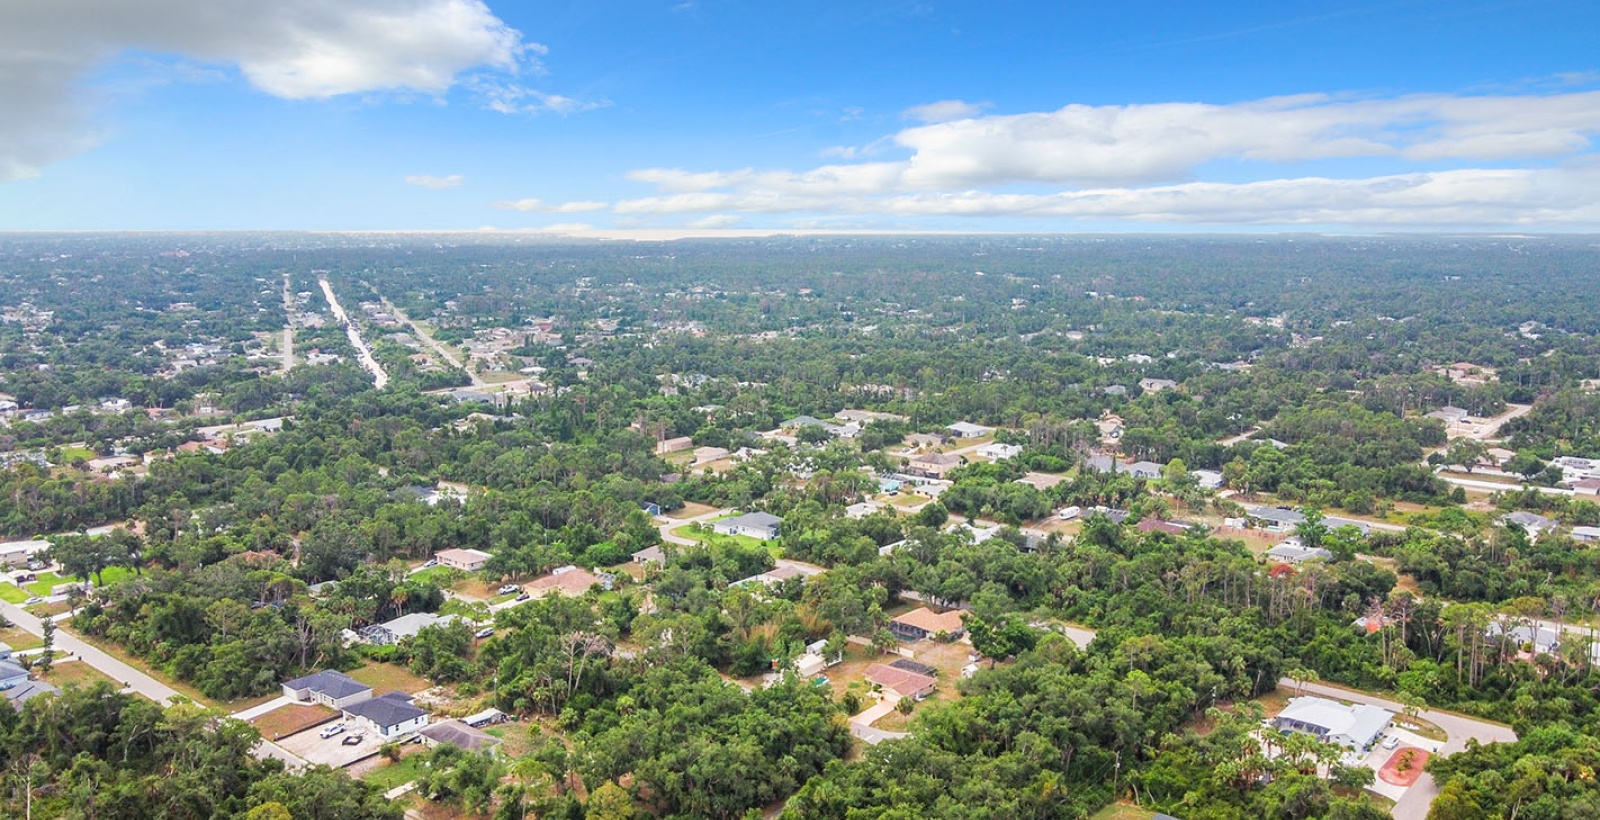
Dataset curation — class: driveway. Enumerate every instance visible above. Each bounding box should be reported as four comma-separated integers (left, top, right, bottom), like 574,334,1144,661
1281,679,1517,820
658,508,732,546
276,721,389,768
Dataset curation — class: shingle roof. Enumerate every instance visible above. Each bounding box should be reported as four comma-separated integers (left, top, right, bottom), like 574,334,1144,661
283,669,371,701
891,607,967,635
719,511,783,530
345,691,426,729
865,663,937,697
419,720,501,752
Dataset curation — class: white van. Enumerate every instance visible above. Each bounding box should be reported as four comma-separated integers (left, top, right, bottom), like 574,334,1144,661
1058,506,1081,521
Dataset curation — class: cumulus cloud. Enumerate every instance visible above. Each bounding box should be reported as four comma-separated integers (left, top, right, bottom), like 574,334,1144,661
903,99,988,123
405,174,464,189
1,0,533,180
491,198,610,212
614,89,1600,226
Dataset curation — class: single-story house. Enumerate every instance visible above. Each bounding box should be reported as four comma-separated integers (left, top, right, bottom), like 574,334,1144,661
631,545,666,565
946,421,993,439
1122,460,1164,480
419,720,502,753
1573,526,1600,543
343,691,429,739
1139,519,1194,537
655,436,694,454
3,679,59,709
0,539,50,568
889,607,968,641
1273,696,1393,750
0,659,29,691
1139,377,1178,392
693,446,731,464
713,511,783,541
907,452,962,479
864,663,937,700
877,476,905,493
1426,406,1471,425
640,501,663,517
527,566,607,597
845,501,884,519
1191,469,1225,489
281,669,373,709
360,612,458,646
1265,543,1334,564
978,442,1022,461
1573,479,1600,496
1503,511,1556,539
1488,622,1561,654
1245,506,1306,532
435,548,493,572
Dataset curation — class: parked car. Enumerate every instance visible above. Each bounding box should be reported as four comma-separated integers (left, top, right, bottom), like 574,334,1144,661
319,723,345,739
1381,734,1400,750
474,627,495,639
514,592,530,601
342,733,365,745
23,597,43,605
421,558,438,568
498,584,520,595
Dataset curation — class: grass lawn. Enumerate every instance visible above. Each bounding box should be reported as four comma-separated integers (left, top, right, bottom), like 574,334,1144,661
408,565,464,586
58,446,95,462
95,566,138,587
40,659,119,690
348,662,434,695
667,502,719,519
250,703,337,741
24,572,70,596
0,625,42,650
0,585,26,604
359,751,428,791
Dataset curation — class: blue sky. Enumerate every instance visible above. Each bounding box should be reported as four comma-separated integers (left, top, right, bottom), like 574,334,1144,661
2,0,1598,232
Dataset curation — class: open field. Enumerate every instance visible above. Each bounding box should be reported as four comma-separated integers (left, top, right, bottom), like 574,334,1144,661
348,661,434,695
249,703,337,741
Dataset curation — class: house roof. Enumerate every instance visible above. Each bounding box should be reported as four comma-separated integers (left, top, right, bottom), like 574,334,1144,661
3,679,59,708
435,548,493,564
631,545,666,564
376,612,456,641
891,607,967,635
947,421,991,435
528,566,602,595
1247,506,1307,525
910,453,962,466
1266,544,1333,562
1504,511,1555,530
419,720,501,752
889,658,938,677
865,663,937,697
0,659,28,681
345,691,426,729
283,669,371,700
718,511,783,530
1277,696,1392,746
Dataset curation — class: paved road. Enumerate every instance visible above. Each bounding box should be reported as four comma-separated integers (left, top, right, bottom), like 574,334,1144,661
657,508,733,546
0,600,307,768
367,285,482,387
1438,473,1573,497
1282,679,1517,820
319,276,389,389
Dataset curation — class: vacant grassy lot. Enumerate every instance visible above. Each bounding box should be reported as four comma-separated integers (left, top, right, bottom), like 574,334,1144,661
348,662,433,695
40,659,118,690
250,703,337,741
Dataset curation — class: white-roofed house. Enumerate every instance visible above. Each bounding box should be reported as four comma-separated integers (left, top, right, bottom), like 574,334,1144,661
713,511,783,541
1273,696,1393,751
946,421,993,439
435,548,493,572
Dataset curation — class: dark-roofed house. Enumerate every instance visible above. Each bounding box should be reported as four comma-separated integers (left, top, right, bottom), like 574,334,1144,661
282,669,373,709
1503,511,1556,540
713,511,783,541
343,691,429,739
889,607,967,641
419,720,502,753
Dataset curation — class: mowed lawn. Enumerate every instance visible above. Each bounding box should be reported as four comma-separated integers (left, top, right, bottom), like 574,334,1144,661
348,662,433,695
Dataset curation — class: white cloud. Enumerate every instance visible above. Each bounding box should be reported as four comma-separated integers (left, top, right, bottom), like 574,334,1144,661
1,0,532,180
491,198,610,212
688,214,741,229
405,174,464,189
903,99,988,123
470,80,610,115
613,89,1600,226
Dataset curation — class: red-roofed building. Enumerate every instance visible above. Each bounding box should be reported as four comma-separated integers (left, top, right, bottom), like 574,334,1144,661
889,607,967,641
865,663,937,700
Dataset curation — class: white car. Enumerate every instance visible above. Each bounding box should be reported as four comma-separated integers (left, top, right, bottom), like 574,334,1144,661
498,584,520,595
1381,734,1400,750
474,627,495,639
319,723,346,739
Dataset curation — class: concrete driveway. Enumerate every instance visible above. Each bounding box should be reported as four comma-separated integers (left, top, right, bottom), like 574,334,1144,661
276,721,389,768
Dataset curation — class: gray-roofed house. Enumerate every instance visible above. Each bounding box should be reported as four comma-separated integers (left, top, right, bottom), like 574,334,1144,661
419,720,502,753
343,691,429,739
1265,543,1334,564
1246,506,1307,532
1503,511,1556,539
4,679,59,709
1488,622,1561,654
1274,696,1393,750
0,659,29,692
946,421,993,439
359,612,458,646
631,545,666,566
281,669,374,709
1122,460,1164,479
713,511,783,541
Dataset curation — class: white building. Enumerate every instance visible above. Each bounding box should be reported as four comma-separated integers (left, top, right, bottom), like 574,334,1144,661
1274,696,1393,750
